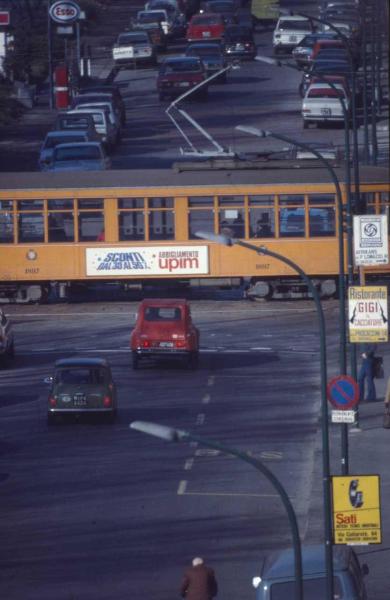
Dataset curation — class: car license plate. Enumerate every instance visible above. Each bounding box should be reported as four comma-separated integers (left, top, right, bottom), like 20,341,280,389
321,107,332,116
159,341,174,348
289,35,297,42
178,82,190,87
203,31,211,37
74,393,87,406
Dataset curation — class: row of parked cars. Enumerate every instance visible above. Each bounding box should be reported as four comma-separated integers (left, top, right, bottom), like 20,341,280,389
270,0,363,129
38,84,126,171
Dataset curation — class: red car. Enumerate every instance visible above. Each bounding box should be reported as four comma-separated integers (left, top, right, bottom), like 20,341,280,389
186,12,225,42
157,56,208,100
130,299,200,369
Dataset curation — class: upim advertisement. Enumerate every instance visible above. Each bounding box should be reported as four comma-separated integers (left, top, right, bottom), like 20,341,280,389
86,246,209,276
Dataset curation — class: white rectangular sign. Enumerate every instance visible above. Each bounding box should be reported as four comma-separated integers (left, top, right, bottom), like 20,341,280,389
331,410,356,424
353,215,388,266
86,246,209,277
348,286,388,343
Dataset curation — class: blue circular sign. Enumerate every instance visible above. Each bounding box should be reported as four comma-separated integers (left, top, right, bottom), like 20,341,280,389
327,375,359,409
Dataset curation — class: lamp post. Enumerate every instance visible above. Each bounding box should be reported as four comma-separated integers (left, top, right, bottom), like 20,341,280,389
130,420,304,600
195,231,334,600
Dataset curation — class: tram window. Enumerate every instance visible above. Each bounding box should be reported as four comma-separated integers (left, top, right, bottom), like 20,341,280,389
189,196,213,207
149,210,174,240
119,212,145,240
189,209,214,239
279,208,305,237
149,198,174,209
118,198,144,209
279,195,304,206
18,213,44,242
309,207,335,237
0,201,13,210
0,213,14,243
219,210,245,238
18,200,43,211
379,192,389,214
250,209,274,238
78,199,103,209
78,211,104,241
218,195,244,206
308,194,335,205
48,212,74,242
48,199,73,210
249,195,274,206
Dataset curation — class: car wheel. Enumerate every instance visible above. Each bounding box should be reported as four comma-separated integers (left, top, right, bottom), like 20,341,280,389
107,410,117,424
187,351,199,369
132,352,139,370
47,413,57,426
303,120,309,129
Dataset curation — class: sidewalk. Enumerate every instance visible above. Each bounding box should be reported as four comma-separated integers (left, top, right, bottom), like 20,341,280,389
306,350,390,599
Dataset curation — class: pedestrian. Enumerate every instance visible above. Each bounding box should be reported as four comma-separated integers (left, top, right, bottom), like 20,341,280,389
180,557,218,600
358,343,377,402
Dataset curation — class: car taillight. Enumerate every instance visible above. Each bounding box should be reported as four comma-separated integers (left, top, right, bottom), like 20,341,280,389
103,396,112,407
141,340,151,348
49,397,57,407
175,340,186,348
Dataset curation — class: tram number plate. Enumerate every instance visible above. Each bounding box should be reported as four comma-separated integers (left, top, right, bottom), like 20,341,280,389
159,341,174,348
321,107,332,116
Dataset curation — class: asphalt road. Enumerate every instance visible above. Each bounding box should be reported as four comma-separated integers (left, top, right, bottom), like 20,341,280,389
0,299,340,600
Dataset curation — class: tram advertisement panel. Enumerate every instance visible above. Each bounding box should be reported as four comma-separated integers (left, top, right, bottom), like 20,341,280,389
86,246,209,276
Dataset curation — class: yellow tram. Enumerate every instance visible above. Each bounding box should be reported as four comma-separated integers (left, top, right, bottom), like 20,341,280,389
0,165,388,302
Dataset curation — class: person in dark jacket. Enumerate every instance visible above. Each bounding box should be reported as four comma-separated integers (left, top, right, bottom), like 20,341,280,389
180,557,218,600
358,343,377,402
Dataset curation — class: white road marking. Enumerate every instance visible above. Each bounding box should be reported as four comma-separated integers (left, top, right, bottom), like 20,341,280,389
180,491,281,498
202,394,210,404
207,376,215,386
260,451,283,460
195,449,220,457
184,459,194,471
177,480,187,495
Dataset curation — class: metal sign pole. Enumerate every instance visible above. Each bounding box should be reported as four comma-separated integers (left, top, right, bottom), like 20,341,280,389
48,0,54,109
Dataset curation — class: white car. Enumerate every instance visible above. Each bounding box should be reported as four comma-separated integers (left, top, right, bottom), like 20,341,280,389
273,15,313,54
66,107,117,149
70,101,121,143
46,142,111,172
112,31,157,66
38,130,90,171
302,83,350,128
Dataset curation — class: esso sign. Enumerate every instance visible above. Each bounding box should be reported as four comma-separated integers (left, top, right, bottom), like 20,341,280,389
49,1,80,24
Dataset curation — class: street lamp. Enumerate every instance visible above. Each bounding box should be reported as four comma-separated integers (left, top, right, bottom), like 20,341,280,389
130,420,304,600
235,125,351,474
195,231,335,600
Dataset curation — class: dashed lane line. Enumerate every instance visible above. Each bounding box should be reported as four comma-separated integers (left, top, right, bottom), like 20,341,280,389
177,480,188,495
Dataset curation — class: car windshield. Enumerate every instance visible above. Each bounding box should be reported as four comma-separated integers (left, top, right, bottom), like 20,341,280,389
308,87,346,98
162,61,201,73
278,19,312,30
118,34,148,45
54,146,101,161
269,576,342,599
45,135,85,149
60,118,90,129
144,306,182,321
192,15,221,25
138,11,164,22
56,367,106,385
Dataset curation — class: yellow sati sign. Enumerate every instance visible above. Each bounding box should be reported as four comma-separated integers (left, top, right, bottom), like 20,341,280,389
332,475,381,545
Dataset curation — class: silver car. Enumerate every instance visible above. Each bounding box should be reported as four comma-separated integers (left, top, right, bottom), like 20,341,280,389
39,130,90,171
46,142,111,172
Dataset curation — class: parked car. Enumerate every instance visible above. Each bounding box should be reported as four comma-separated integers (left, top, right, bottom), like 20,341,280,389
130,299,200,369
299,61,353,97
39,130,90,171
72,93,125,128
46,142,111,172
291,32,339,66
45,357,117,424
252,544,369,600
223,24,256,60
0,308,14,366
185,42,227,82
67,107,118,149
77,85,126,125
272,15,314,54
132,11,168,49
302,82,350,128
54,112,100,141
157,55,208,100
71,101,121,143
112,31,157,67
186,12,225,42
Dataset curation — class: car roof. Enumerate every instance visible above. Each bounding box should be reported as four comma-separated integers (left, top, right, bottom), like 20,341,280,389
54,142,102,149
140,298,189,307
261,545,354,579
46,130,88,138
55,357,109,368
